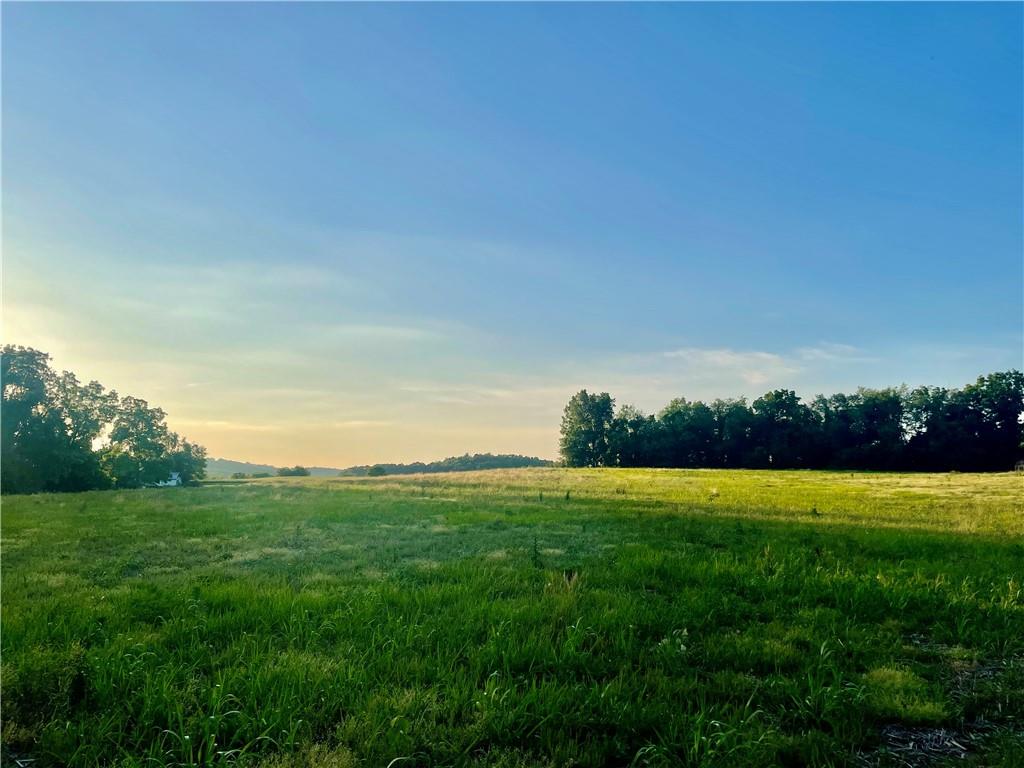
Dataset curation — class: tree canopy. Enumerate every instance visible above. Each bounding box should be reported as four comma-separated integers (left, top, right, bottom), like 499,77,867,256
337,453,553,477
1,346,207,494
277,466,311,477
559,372,1023,471
559,391,616,468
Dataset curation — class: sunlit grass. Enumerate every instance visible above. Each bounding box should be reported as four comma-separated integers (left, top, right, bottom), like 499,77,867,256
2,469,1022,766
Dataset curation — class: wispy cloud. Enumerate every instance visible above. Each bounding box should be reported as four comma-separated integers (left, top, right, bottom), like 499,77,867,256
662,347,798,385
330,420,394,429
317,323,444,342
796,342,876,363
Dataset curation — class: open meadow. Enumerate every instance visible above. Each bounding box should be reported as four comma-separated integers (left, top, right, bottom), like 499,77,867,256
2,469,1023,767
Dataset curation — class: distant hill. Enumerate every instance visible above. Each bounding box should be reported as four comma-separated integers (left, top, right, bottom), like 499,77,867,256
304,466,348,477
338,453,554,476
207,458,348,478
205,458,281,477
207,453,553,478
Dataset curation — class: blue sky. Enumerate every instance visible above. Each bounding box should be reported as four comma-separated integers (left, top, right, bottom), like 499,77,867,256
4,3,1021,465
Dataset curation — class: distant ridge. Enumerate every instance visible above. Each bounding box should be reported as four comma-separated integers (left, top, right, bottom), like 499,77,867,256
205,458,280,477
206,453,553,478
338,453,553,476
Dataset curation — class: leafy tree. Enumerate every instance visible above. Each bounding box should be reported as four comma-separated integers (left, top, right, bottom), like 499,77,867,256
904,373,1024,471
48,372,120,490
2,346,60,493
2,346,118,493
558,372,1019,472
904,386,969,471
277,465,311,477
962,371,1024,470
167,434,208,485
659,398,717,468
709,398,755,468
366,465,387,477
104,397,173,487
559,390,615,467
750,389,818,468
338,454,552,476
814,388,905,469
1,345,207,493
609,405,663,467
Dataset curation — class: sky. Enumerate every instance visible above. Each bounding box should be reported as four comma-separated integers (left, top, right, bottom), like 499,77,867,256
3,3,1022,467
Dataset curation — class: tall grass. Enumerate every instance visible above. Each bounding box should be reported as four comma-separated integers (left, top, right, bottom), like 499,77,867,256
2,469,1022,766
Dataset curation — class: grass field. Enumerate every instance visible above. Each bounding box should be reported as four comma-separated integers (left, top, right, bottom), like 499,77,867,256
2,469,1023,767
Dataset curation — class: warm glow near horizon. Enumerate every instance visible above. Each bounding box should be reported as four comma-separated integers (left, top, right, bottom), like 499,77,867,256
4,3,1021,468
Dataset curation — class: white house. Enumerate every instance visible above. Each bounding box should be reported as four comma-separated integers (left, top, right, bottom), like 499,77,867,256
152,472,182,487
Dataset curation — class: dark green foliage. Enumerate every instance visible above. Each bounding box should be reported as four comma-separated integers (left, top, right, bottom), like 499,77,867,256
660,398,719,467
905,372,1024,471
1,346,117,494
277,466,312,477
814,388,905,470
339,453,553,477
168,436,208,486
561,372,1023,470
559,390,616,467
750,390,818,468
1,345,206,493
103,396,174,487
607,405,663,468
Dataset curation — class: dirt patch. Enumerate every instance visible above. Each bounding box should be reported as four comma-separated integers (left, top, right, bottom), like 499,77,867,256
854,722,999,767
855,637,1023,766
1,746,36,768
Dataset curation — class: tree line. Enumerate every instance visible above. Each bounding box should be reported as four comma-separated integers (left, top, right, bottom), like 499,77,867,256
559,371,1023,472
229,468,307,478
277,466,311,476
2,346,207,494
342,453,553,477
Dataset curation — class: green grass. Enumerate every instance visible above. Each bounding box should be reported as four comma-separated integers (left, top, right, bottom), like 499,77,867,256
2,468,1022,767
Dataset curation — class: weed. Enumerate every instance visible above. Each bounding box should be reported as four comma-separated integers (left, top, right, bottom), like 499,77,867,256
2,468,1021,766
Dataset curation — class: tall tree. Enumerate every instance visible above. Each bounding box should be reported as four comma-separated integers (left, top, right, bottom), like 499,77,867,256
559,390,615,467
2,347,117,493
609,405,663,468
2,345,208,493
962,371,1024,470
558,373,1020,472
48,372,120,490
709,398,755,468
167,433,208,485
103,397,173,488
659,398,717,468
814,388,905,469
750,390,818,468
2,346,60,493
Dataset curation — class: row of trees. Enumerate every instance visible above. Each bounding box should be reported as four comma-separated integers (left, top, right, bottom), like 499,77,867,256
230,467,309,478
559,372,1023,472
2,346,207,494
277,466,311,476
344,453,553,477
